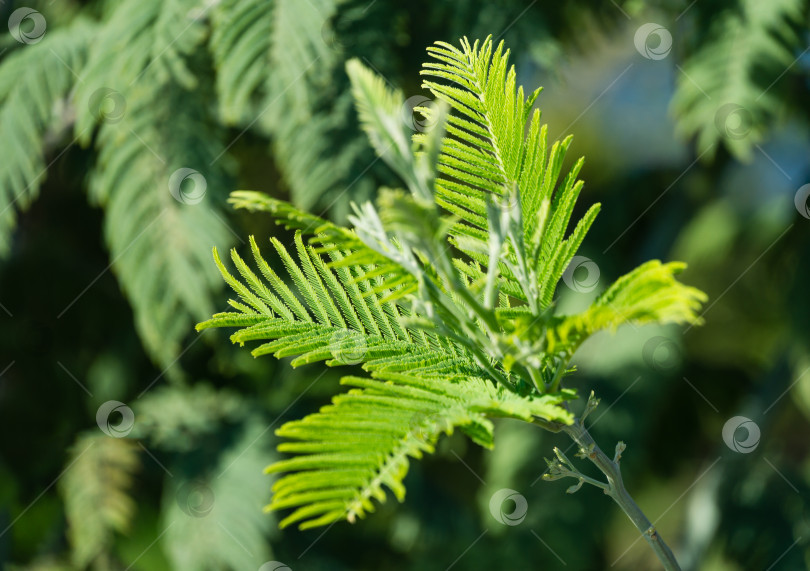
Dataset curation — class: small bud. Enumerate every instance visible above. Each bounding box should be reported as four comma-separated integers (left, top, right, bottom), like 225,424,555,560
576,442,595,459
581,390,600,424
614,441,627,464
553,447,571,469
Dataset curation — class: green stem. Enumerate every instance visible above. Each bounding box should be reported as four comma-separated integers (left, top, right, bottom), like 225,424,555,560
561,421,682,571
547,355,569,393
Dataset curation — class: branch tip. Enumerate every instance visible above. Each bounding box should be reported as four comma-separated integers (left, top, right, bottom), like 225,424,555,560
614,441,626,464
580,390,600,424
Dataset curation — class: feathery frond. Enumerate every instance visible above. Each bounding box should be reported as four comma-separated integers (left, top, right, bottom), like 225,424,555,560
266,2,378,216
418,37,601,313
196,230,474,375
75,0,235,370
160,419,274,570
135,384,275,570
349,39,707,370
267,370,574,529
134,384,249,450
551,261,709,354
200,36,708,531
60,434,139,569
0,0,382,374
209,0,376,215
0,18,94,256
671,0,805,160
209,0,275,124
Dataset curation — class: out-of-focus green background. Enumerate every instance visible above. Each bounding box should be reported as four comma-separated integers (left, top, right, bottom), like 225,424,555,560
1,1,809,569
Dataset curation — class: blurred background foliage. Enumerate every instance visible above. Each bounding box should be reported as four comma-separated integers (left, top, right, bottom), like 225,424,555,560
0,0,809,569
